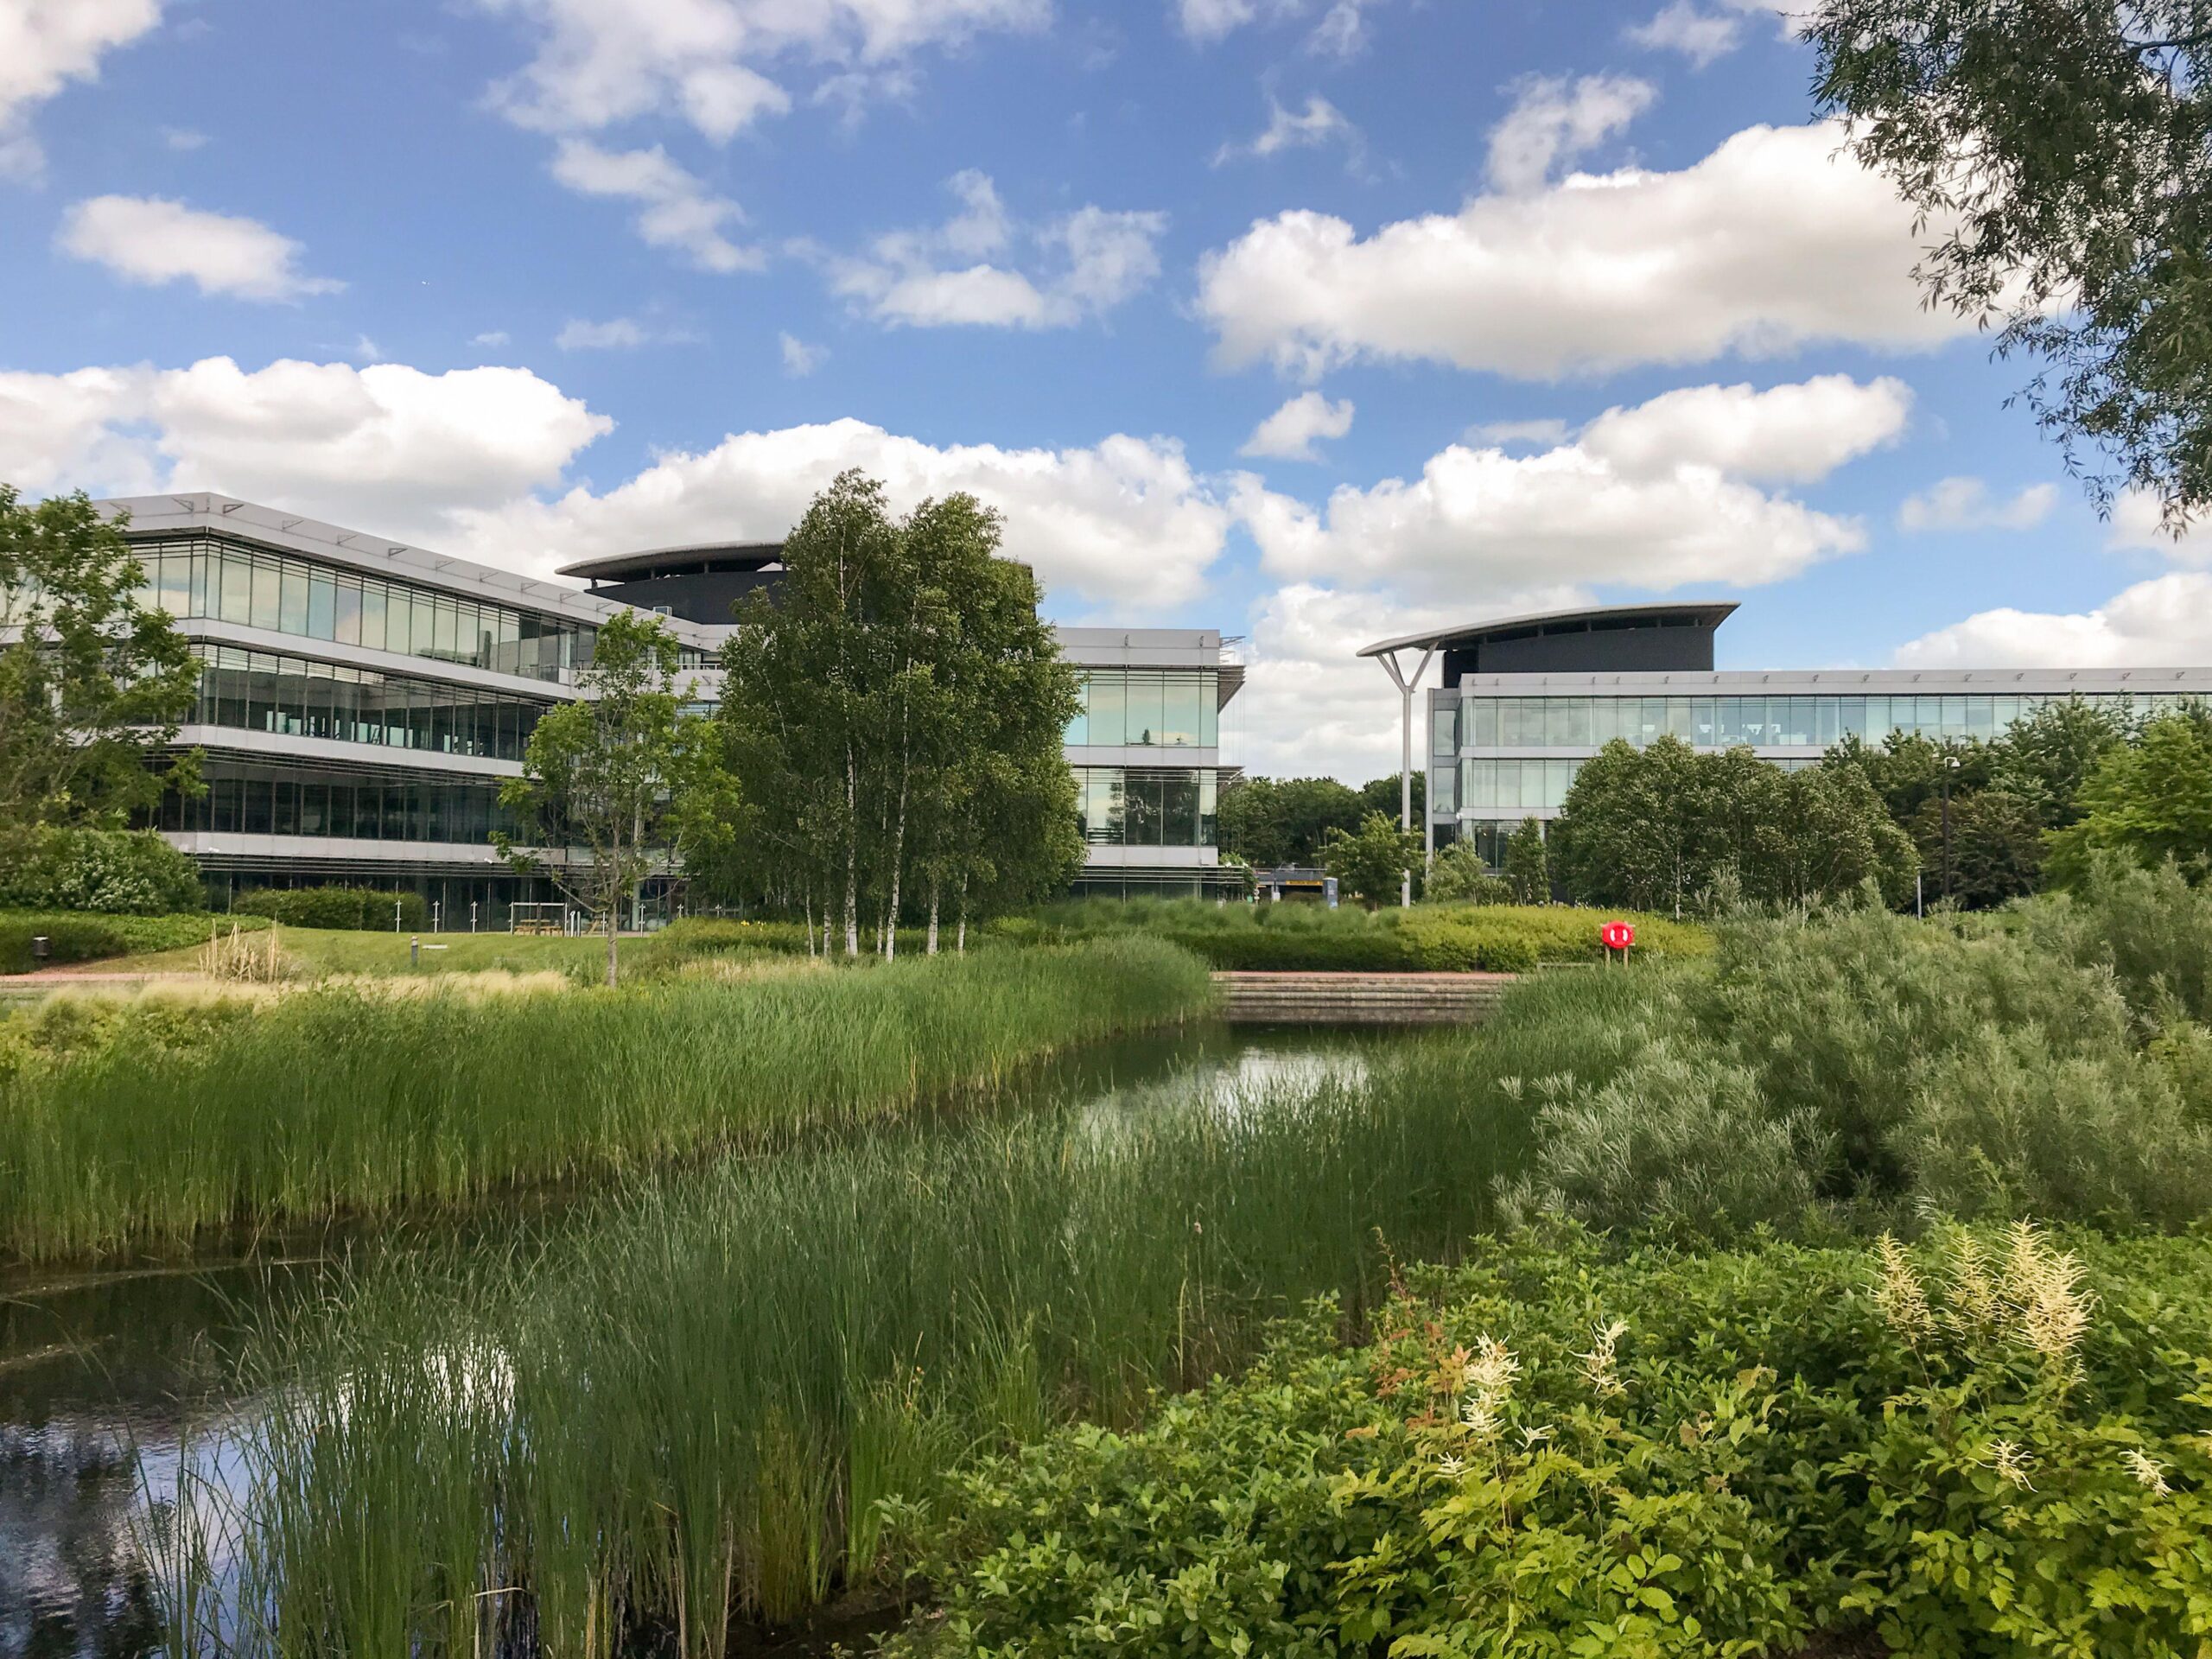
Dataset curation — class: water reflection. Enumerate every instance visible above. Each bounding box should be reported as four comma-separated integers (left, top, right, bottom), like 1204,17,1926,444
0,1025,1386,1656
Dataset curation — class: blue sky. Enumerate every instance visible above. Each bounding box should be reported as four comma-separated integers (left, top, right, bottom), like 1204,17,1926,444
3,0,2204,779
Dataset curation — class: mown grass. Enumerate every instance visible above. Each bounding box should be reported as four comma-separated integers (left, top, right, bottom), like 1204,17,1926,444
0,910,270,976
150,1008,1548,1656
0,937,1213,1262
107,925,615,980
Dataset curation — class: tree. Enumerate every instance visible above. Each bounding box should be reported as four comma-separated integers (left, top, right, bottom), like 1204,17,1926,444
497,611,704,987
2046,709,2212,884
0,486,199,836
1910,785,2047,907
1323,811,1421,908
1808,1,2212,524
1425,841,1511,905
1503,817,1549,903
1357,770,1425,825
1218,774,1369,867
1551,738,1712,918
1989,697,2127,828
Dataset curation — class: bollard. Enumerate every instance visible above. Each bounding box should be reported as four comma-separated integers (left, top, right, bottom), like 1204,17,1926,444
410,934,419,968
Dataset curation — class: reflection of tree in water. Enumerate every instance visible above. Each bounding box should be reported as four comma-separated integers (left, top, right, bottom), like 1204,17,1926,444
0,1427,162,1659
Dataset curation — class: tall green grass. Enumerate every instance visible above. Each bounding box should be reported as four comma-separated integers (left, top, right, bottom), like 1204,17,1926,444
149,1010,1551,1656
0,938,1212,1261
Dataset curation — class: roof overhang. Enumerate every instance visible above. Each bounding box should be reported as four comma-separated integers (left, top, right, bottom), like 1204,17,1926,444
1358,601,1739,659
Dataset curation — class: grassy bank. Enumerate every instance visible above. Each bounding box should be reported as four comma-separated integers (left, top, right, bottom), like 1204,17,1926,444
150,1018,1542,1655
0,937,1212,1261
0,910,270,976
1001,897,1712,972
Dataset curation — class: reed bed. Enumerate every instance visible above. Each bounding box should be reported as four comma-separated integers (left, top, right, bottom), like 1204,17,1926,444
154,1015,1542,1657
0,937,1212,1262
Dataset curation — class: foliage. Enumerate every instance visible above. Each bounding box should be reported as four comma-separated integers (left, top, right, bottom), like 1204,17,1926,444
499,609,709,986
900,1224,2212,1658
200,922,294,983
2046,709,2212,885
0,909,265,976
1324,810,1422,907
1503,815,1549,903
0,487,200,835
1423,842,1513,906
715,473,1080,957
1808,0,2212,524
1219,773,1419,868
0,826,201,914
232,886,429,931
0,937,1212,1260
1551,737,1916,915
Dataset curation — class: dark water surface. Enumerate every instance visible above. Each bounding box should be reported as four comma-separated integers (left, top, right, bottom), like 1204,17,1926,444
0,1023,1394,1657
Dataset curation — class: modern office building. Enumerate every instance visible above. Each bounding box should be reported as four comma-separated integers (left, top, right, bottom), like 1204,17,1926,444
104,493,1240,917
1362,601,2212,868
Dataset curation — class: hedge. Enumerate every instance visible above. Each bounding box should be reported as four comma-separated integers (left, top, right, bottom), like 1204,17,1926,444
232,887,429,931
0,911,270,976
0,829,202,915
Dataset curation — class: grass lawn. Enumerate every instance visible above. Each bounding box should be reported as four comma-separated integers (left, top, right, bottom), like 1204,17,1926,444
117,926,619,978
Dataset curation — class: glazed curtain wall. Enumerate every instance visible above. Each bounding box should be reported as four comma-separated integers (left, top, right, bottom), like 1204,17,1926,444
1443,690,2209,753
188,645,556,762
1073,767,1220,847
1065,670,1218,748
131,535,594,683
146,758,521,846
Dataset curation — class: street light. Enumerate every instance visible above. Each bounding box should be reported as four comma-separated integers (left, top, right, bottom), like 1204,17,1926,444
1940,753,1961,904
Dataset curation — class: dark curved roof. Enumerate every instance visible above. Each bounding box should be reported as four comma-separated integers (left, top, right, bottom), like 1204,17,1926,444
1358,601,1738,660
556,542,784,583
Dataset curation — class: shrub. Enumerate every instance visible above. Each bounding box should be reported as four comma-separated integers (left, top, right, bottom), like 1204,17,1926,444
232,886,429,931
0,910,269,976
0,828,201,915
1422,842,1511,906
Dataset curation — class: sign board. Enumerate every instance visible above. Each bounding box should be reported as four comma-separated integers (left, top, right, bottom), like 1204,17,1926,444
1324,876,1339,910
1600,920,1635,952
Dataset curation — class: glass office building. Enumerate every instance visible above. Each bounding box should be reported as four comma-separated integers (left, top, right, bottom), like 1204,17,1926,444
1364,602,2212,868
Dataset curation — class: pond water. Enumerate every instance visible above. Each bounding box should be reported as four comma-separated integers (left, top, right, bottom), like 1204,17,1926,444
0,1023,1395,1658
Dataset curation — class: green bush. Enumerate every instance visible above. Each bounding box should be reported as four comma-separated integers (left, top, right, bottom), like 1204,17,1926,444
0,910,268,976
0,828,202,915
232,886,429,931
898,1225,2212,1658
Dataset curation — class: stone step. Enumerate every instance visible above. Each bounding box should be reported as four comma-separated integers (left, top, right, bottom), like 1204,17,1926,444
1211,970,1516,1026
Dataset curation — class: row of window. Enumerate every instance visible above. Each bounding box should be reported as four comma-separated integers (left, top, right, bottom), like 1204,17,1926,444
1073,766,1221,848
143,760,524,846
1446,755,1819,815
1437,690,2208,754
1065,670,1220,749
188,646,557,762
130,535,598,683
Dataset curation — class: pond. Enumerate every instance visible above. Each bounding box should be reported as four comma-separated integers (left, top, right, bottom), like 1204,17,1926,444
0,1023,1399,1659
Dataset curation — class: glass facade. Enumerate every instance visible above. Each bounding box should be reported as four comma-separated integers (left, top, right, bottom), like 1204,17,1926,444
188,645,556,761
131,535,595,683
1072,766,1221,847
1459,755,1817,814
1065,670,1219,748
1451,690,2203,753
145,758,521,845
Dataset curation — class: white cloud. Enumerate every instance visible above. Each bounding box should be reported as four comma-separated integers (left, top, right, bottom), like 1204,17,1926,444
159,125,208,150
549,138,758,272
825,170,1166,329
353,335,384,364
1467,417,1571,448
1173,0,1382,57
448,420,1234,607
779,331,825,375
57,195,341,302
1198,121,1974,380
1628,0,1805,64
2103,488,2212,565
1485,73,1655,194
1897,475,2058,532
0,0,162,178
1306,0,1377,58
1241,390,1354,461
473,330,512,347
1174,0,1275,42
0,356,612,553
1892,574,2212,669
556,316,656,349
1580,374,1912,483
479,0,1046,142
1233,376,1895,601
1214,93,1358,166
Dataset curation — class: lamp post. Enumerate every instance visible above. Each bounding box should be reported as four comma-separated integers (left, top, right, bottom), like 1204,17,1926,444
1369,642,1437,907
1940,753,1961,904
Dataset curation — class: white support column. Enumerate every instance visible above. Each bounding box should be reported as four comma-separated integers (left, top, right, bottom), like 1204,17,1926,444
1370,644,1436,906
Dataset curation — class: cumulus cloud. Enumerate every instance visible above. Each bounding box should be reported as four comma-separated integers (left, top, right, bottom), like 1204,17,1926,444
1485,73,1655,194
823,170,1166,329
1892,574,2212,669
2101,488,2212,565
1232,376,1898,600
1627,0,1807,64
479,0,1046,142
549,138,759,272
1240,391,1354,461
0,0,162,178
779,331,825,375
58,195,341,302
1213,93,1359,167
0,357,612,552
448,419,1234,607
1897,475,2059,532
1197,121,1974,380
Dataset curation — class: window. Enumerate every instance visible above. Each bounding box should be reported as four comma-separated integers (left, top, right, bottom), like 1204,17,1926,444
1433,703,1456,756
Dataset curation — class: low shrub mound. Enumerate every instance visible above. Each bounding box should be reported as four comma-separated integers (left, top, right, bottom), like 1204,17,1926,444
900,1224,2212,1658
0,909,269,975
232,885,429,931
1001,898,1711,973
0,828,203,915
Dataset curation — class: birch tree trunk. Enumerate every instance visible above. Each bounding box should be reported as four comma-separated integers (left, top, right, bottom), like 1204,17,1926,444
926,878,940,956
